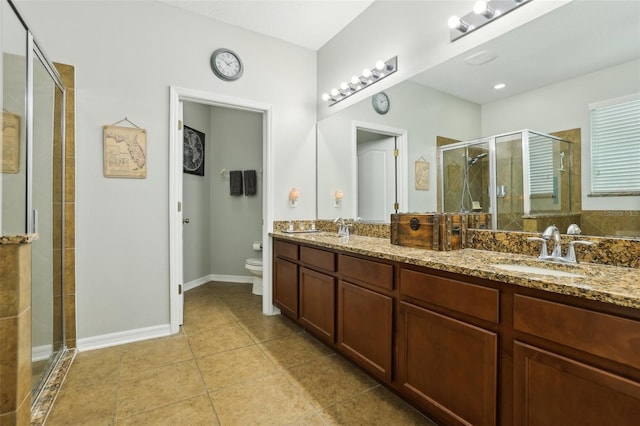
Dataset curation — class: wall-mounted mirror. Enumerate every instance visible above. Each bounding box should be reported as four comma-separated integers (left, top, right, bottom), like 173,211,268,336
316,0,640,238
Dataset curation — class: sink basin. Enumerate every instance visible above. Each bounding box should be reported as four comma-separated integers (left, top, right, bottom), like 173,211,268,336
490,263,586,279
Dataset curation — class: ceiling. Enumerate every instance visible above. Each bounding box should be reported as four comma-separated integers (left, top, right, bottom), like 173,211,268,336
412,0,640,104
159,0,375,51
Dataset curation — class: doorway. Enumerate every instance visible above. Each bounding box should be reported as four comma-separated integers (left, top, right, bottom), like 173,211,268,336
351,122,408,220
169,87,275,334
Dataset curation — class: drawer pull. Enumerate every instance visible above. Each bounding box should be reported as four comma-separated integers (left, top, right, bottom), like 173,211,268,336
410,217,421,230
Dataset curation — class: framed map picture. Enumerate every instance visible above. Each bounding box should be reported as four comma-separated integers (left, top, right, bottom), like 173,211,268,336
103,125,147,178
1,112,21,174
183,125,205,176
415,159,429,190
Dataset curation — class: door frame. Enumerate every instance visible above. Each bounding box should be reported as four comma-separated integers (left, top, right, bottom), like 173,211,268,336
169,86,275,334
351,121,408,215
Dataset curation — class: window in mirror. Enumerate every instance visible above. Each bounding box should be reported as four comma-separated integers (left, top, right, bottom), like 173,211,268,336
590,94,640,195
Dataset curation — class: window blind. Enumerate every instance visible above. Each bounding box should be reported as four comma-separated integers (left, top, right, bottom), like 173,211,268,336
590,95,640,194
529,134,554,195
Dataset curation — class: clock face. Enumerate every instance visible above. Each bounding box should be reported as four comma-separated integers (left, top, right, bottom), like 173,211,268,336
372,92,390,114
211,48,243,81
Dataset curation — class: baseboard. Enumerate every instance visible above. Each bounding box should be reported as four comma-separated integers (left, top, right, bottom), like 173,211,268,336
76,324,172,352
32,343,54,362
183,275,213,292
184,274,253,291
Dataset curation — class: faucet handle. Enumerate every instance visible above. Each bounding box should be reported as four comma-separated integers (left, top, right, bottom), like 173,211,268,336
527,236,549,258
565,240,595,263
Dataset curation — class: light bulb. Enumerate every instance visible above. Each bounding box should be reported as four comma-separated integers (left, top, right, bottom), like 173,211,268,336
493,82,507,90
340,82,348,90
473,0,496,18
375,60,385,71
321,93,330,101
448,16,470,32
331,88,339,97
351,75,360,85
362,68,372,78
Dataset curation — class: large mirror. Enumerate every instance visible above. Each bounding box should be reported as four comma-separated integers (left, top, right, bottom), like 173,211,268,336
317,0,640,238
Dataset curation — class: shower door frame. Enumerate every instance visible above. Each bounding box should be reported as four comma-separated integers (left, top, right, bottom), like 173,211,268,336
439,129,570,230
25,32,68,403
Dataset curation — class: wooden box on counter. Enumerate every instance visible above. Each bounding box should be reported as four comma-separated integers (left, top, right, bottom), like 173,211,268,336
391,212,491,251
439,213,466,251
390,213,441,250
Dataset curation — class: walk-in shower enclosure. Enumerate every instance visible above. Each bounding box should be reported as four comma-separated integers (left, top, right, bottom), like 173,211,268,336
440,130,572,231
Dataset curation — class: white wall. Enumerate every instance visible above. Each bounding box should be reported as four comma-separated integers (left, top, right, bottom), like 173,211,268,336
15,0,316,341
209,106,263,277
482,59,640,211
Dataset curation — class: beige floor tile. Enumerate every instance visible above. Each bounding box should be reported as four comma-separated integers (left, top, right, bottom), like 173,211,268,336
119,334,193,376
319,385,436,425
227,303,268,323
115,360,206,419
182,305,236,335
259,332,334,368
210,373,315,425
240,314,303,343
187,322,254,358
284,412,328,426
114,395,219,426
197,345,279,392
283,353,377,409
60,347,122,390
45,382,117,425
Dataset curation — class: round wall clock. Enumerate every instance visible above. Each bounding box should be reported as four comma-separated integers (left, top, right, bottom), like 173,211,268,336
372,92,390,114
210,48,244,81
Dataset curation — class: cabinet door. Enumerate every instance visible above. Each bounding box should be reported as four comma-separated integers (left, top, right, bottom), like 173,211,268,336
273,258,298,319
338,280,393,382
514,342,640,426
399,301,497,426
299,267,336,343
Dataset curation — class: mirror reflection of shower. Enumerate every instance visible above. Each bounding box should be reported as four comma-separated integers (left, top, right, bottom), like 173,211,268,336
461,151,488,212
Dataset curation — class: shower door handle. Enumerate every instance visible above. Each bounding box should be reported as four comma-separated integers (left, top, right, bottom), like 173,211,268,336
32,209,39,234
183,218,190,224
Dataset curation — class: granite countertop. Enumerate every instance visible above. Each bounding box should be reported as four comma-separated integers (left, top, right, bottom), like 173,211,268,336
0,234,38,245
272,231,640,310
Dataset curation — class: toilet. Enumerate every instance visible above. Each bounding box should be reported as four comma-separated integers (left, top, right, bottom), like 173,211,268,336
245,258,263,295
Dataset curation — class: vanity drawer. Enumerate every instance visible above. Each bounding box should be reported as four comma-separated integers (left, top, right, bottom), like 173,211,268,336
400,268,499,324
514,295,640,370
338,254,393,291
274,239,299,261
300,245,336,272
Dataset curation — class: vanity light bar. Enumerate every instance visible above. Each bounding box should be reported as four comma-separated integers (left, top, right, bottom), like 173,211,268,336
322,56,398,106
448,0,532,42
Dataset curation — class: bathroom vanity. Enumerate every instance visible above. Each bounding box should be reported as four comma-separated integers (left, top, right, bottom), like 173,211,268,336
272,232,640,426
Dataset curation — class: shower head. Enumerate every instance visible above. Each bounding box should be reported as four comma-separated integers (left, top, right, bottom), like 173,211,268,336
468,152,488,166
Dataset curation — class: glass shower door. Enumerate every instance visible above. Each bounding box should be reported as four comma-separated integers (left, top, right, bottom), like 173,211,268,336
30,49,65,398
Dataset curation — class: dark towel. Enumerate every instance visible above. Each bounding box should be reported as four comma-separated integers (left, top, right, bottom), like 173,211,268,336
230,170,243,196
244,170,257,196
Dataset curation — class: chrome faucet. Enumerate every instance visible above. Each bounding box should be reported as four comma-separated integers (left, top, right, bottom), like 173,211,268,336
334,217,349,237
542,225,563,258
528,224,595,263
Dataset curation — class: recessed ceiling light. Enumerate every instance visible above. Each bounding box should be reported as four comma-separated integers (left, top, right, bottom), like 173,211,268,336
494,82,507,90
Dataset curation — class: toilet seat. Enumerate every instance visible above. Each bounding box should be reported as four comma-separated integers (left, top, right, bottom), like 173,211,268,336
246,258,262,267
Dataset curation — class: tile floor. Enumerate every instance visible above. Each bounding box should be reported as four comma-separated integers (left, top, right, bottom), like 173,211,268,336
44,282,436,425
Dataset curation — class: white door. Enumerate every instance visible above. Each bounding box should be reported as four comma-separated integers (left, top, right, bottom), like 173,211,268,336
357,136,396,222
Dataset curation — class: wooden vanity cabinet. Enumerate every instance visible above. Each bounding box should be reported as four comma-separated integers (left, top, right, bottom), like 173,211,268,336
337,254,394,382
272,237,640,426
513,294,640,426
273,240,299,319
398,267,499,426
